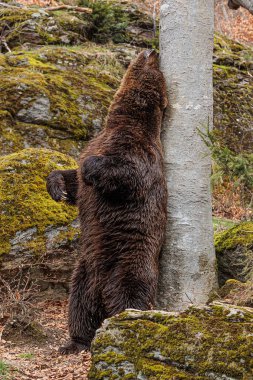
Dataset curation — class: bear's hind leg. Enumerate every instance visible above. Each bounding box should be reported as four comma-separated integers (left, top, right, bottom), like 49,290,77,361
104,273,157,317
59,263,105,354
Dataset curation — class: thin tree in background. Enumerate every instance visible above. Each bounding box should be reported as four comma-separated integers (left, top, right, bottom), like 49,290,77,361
157,0,218,311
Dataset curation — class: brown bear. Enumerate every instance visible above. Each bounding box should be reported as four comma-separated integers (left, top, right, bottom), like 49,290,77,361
46,50,168,354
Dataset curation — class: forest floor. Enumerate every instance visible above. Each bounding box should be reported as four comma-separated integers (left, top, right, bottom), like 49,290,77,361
0,216,238,380
0,297,91,380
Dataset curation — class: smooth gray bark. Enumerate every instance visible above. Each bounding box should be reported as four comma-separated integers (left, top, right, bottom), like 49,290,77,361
228,0,253,14
157,0,217,311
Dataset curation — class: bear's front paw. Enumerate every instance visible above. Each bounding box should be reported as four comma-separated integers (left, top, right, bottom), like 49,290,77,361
81,155,104,186
46,171,68,202
58,340,90,355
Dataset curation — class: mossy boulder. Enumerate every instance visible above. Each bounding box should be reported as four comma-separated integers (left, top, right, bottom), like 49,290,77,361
0,148,80,290
0,3,157,50
79,0,158,47
89,304,253,379
0,148,78,256
213,34,253,153
0,44,126,157
215,222,253,285
0,8,91,49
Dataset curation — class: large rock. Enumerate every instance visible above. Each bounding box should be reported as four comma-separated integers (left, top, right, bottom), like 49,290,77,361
0,2,157,50
213,34,253,153
215,222,253,285
89,304,253,379
0,45,127,157
0,148,79,289
0,8,91,49
84,0,158,47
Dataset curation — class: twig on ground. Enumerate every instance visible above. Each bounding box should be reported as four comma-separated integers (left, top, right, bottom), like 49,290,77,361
2,39,11,52
0,1,20,7
0,274,39,334
0,1,92,13
46,5,92,13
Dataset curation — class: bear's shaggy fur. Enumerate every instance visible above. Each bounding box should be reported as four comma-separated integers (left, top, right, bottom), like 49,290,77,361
47,50,168,354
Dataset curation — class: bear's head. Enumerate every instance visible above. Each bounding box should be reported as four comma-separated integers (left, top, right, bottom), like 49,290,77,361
117,50,168,112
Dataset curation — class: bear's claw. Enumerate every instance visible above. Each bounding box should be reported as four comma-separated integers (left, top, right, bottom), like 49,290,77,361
58,340,90,355
46,171,67,202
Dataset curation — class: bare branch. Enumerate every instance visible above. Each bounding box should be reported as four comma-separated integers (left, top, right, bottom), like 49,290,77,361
2,40,11,53
0,1,20,8
0,2,92,14
228,0,253,14
46,5,92,13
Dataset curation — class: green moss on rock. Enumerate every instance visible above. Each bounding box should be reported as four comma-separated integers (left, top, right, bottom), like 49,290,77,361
0,148,78,256
0,8,90,49
79,0,158,47
213,34,253,153
89,304,253,379
0,45,125,157
215,222,253,285
214,34,253,70
215,222,253,252
0,3,157,49
138,358,203,379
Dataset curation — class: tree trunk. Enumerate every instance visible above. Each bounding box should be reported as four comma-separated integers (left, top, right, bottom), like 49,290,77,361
157,0,218,311
228,0,253,15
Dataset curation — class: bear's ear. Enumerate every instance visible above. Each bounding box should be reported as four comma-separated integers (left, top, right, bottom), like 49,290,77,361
143,50,159,68
134,90,149,108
